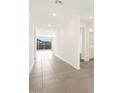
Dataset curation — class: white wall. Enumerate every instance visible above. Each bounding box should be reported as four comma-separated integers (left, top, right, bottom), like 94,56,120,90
29,15,35,73
54,16,80,70
89,32,94,58
80,28,86,59
80,26,94,61
80,30,83,54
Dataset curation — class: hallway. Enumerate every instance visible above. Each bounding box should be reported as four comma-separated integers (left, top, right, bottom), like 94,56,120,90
29,50,94,93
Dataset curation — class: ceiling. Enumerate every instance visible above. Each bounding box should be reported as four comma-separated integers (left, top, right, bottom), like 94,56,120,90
30,0,93,29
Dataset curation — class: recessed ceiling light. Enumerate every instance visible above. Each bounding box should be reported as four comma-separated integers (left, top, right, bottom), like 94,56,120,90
52,13,56,16
48,24,52,27
55,0,64,4
89,28,92,32
89,16,92,19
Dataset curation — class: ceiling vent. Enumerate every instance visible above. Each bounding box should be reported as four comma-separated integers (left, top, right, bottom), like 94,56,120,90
55,0,64,5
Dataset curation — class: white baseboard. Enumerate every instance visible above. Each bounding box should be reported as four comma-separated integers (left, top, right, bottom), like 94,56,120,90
54,53,80,70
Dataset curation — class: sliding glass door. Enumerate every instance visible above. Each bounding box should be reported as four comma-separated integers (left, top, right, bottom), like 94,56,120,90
37,37,52,50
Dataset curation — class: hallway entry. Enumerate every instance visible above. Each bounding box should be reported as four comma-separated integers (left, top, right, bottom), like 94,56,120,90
37,37,52,50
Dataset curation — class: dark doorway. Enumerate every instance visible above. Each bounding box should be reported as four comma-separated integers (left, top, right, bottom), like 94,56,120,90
37,37,52,50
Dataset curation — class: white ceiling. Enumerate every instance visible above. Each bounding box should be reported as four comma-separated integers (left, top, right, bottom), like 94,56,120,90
30,0,93,29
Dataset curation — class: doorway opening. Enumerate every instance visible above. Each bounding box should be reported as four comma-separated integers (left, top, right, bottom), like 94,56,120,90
37,37,52,50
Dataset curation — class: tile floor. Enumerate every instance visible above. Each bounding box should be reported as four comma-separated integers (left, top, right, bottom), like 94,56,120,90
29,50,94,93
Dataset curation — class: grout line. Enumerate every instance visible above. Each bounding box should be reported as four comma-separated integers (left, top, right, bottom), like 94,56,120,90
41,53,44,93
